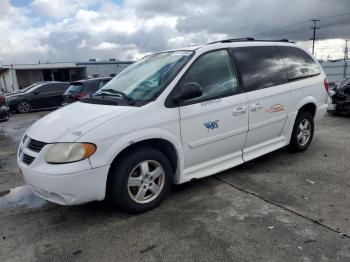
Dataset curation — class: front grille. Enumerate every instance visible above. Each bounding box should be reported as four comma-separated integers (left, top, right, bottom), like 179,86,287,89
20,136,46,166
27,138,47,153
22,154,35,165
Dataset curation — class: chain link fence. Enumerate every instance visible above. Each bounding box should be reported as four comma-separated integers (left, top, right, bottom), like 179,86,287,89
320,59,350,84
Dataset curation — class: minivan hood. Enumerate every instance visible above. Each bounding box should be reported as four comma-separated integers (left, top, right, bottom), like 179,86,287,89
26,102,134,142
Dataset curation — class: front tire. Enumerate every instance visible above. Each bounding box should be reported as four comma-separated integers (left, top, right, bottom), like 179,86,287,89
107,146,173,213
16,101,31,113
289,112,314,152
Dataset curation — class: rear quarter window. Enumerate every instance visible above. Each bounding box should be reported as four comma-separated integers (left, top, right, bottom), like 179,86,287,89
278,46,321,80
232,46,288,91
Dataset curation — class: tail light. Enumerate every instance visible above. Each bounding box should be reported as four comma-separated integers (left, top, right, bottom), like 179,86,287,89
324,78,329,94
72,94,80,100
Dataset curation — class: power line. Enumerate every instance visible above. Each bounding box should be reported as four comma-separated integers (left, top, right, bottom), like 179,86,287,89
253,12,350,37
310,19,320,55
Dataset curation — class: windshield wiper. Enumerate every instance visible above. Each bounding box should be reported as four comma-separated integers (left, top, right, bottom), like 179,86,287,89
95,89,134,105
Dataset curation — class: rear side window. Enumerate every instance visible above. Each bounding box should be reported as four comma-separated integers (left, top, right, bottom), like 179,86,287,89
84,81,99,93
179,50,239,103
98,80,110,89
278,46,321,80
232,46,288,91
35,84,51,93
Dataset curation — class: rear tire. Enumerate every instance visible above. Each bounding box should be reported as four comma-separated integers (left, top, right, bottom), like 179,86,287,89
289,112,314,152
107,146,173,213
16,101,31,113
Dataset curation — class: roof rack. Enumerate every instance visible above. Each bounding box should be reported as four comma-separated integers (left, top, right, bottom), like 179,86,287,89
207,38,293,45
207,38,255,44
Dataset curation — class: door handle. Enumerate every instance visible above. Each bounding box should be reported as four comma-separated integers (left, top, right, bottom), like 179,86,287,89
251,102,263,111
233,106,247,116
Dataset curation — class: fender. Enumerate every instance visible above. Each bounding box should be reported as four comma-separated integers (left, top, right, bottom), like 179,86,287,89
296,96,317,112
89,128,184,183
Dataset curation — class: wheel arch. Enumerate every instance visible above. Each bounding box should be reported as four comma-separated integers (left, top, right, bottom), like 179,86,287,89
296,97,317,118
102,129,184,193
298,103,316,118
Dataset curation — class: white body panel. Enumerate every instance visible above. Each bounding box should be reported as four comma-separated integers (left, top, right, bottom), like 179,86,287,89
243,83,291,161
17,41,329,205
179,94,248,182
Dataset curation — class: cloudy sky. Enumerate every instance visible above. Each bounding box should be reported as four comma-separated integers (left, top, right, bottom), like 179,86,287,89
0,0,349,64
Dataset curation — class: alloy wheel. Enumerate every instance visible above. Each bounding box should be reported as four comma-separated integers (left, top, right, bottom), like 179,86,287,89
18,101,31,113
297,118,311,146
127,160,165,204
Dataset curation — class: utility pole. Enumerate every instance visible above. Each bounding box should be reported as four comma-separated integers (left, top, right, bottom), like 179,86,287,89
310,19,320,56
344,40,349,78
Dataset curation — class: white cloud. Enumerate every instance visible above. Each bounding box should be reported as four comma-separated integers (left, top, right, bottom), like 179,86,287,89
92,42,120,50
31,0,97,19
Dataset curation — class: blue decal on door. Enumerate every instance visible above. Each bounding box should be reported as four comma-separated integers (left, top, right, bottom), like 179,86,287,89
203,120,219,130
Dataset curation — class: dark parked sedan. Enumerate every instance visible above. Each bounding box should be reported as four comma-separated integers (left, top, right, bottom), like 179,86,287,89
0,95,10,122
63,77,112,104
328,78,350,114
6,81,69,113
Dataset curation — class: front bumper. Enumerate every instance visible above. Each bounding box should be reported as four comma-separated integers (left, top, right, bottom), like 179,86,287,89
20,164,110,205
0,105,10,121
17,137,110,205
315,103,328,121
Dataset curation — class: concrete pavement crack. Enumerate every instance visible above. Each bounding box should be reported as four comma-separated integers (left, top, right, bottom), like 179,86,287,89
213,175,350,239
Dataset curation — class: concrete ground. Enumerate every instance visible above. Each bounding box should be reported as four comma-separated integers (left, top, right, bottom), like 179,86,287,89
0,111,350,262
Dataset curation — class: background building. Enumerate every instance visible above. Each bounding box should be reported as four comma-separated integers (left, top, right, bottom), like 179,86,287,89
0,59,133,92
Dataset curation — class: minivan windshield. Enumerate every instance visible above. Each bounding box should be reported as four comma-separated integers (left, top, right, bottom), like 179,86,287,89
96,50,194,102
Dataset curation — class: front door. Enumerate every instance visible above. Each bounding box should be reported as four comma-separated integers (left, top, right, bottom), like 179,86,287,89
30,84,55,109
177,50,249,179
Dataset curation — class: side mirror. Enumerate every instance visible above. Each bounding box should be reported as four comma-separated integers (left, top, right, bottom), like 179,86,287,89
173,82,203,103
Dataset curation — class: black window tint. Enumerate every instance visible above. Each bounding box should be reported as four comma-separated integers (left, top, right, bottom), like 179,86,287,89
57,83,69,92
233,46,288,91
180,50,239,103
279,46,321,80
36,84,51,92
98,80,109,89
84,81,99,93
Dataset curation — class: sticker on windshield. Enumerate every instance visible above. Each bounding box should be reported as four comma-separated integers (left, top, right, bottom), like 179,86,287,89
171,51,192,56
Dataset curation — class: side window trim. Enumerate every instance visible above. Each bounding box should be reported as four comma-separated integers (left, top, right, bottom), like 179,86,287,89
228,48,245,91
287,73,321,82
165,48,243,108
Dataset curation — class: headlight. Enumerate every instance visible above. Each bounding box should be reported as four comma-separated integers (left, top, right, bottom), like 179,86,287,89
45,143,96,164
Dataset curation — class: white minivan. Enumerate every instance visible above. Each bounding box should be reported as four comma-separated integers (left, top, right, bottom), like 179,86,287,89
18,39,329,213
